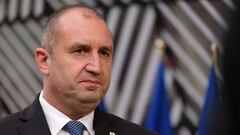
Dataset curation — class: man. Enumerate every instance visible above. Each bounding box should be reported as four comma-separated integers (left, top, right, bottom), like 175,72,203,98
0,5,157,135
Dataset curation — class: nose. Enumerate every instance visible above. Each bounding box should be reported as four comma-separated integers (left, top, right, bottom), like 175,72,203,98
85,52,101,74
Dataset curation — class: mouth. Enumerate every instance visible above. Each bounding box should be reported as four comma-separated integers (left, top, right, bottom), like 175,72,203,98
81,78,101,84
80,78,102,90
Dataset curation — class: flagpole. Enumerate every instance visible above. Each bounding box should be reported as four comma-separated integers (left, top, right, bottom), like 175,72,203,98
210,43,223,85
211,43,217,63
155,38,166,60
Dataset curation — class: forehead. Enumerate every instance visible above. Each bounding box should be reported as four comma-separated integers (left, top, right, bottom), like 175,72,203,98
58,7,102,19
54,9,113,47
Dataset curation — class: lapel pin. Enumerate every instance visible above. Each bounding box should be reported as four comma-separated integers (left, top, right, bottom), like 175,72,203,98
109,132,115,135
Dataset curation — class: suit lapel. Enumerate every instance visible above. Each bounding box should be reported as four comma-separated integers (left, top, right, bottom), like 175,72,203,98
93,108,120,135
17,94,51,135
17,96,121,135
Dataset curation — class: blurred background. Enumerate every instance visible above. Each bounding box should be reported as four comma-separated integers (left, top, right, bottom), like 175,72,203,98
0,0,236,134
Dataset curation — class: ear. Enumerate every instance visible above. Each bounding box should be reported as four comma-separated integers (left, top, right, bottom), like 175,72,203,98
35,48,50,76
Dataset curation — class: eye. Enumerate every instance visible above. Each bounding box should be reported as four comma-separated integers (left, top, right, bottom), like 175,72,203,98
100,49,111,57
74,47,90,54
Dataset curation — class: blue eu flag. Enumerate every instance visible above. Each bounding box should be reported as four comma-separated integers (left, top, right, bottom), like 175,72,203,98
198,66,218,135
145,62,172,135
99,100,107,112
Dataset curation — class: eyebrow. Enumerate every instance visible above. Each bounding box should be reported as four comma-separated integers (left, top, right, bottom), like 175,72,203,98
100,46,113,52
70,42,113,51
71,43,89,48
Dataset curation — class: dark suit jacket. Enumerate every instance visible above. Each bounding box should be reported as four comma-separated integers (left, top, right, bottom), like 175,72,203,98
0,95,158,135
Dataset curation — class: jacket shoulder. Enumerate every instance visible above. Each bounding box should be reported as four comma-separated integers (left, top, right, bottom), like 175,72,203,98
0,112,20,125
0,112,21,134
100,111,158,135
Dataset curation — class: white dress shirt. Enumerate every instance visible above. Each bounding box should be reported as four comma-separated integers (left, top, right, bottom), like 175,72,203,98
39,91,95,135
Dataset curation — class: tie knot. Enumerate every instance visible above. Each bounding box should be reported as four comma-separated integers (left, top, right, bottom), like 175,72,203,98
63,120,85,135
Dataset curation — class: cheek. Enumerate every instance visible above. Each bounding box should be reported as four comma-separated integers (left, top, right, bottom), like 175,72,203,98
103,65,112,84
50,61,80,85
62,57,86,75
62,65,85,82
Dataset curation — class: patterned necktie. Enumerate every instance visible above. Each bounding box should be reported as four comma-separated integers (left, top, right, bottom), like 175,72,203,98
63,120,85,135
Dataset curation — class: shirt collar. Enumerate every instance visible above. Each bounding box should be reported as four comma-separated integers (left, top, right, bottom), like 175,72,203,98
39,91,95,135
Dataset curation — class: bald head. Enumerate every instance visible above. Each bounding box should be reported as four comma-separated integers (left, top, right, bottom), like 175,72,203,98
41,5,107,54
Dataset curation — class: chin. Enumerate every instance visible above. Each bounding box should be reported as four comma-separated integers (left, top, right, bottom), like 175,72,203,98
75,93,100,103
81,97,101,104
78,102,99,113
79,91,103,101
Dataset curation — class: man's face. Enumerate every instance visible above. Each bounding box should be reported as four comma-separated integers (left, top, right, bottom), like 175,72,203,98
45,11,113,116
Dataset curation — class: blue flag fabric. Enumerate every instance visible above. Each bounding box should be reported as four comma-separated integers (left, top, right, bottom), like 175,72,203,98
99,100,107,112
145,63,172,135
198,66,218,135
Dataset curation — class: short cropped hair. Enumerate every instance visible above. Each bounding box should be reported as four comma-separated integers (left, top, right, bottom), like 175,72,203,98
41,4,105,54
